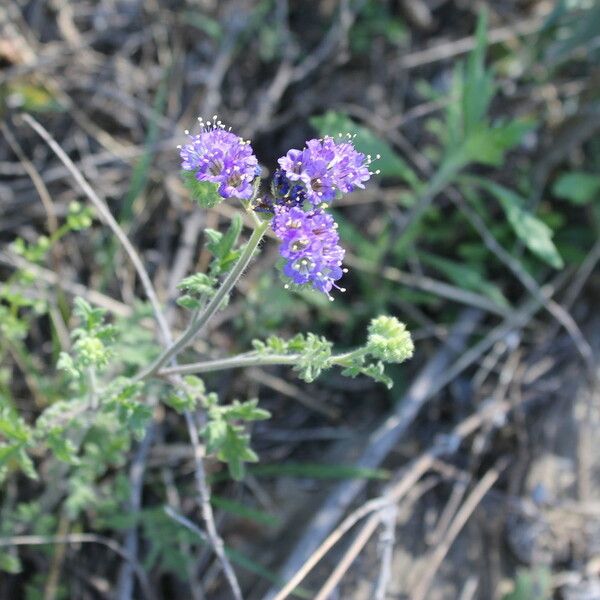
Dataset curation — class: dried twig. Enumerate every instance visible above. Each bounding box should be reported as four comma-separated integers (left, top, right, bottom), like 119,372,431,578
21,113,172,346
410,459,508,600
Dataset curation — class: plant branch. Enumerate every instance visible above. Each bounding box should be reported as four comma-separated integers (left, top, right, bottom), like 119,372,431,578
158,348,361,378
135,219,270,381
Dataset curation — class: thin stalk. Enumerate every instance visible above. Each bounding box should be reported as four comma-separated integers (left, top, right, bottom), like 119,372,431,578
136,220,270,381
159,348,364,377
87,367,98,410
160,353,301,376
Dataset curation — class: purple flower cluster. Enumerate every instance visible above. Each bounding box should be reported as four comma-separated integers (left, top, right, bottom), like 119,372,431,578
179,119,376,299
269,136,375,298
179,117,258,200
278,135,372,206
271,205,346,298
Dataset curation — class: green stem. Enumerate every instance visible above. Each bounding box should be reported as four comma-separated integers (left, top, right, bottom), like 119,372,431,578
87,367,98,410
136,220,270,381
159,347,366,378
160,353,301,376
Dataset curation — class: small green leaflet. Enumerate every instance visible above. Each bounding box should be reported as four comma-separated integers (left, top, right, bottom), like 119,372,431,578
552,171,600,206
475,180,564,269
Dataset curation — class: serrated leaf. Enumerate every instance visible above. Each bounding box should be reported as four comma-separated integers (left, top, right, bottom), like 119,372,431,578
205,215,244,274
73,297,106,331
177,273,215,296
553,171,600,205
217,399,271,422
204,419,228,455
204,419,259,480
17,448,37,480
0,410,32,443
219,425,258,481
219,214,243,257
0,444,19,465
164,392,197,414
176,295,202,310
477,180,564,269
341,360,393,389
47,430,80,465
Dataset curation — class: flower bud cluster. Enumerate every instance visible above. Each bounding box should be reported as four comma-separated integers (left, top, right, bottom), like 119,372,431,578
366,316,414,363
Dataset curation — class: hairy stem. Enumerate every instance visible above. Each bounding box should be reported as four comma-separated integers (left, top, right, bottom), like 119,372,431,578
136,220,270,381
159,349,363,377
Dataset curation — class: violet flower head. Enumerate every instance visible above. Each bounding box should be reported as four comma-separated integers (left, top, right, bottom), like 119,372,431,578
271,205,346,300
277,135,373,206
179,116,258,200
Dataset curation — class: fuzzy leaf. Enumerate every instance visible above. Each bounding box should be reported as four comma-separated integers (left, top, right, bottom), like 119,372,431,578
181,170,221,208
176,295,202,310
216,399,271,422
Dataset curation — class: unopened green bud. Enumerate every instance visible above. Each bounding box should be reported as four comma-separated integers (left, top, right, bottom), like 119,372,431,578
75,336,108,367
367,316,414,363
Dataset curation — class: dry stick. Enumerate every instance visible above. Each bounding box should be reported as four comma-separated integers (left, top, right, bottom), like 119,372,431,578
22,114,244,599
20,113,171,347
398,15,546,69
315,480,437,600
0,534,156,600
345,254,512,317
315,513,382,600
313,476,437,600
410,460,508,600
315,477,441,600
373,504,398,600
116,410,157,600
274,388,516,600
182,409,242,591
546,238,600,341
267,310,479,600
43,514,70,600
273,455,435,600
0,122,58,233
266,278,564,600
